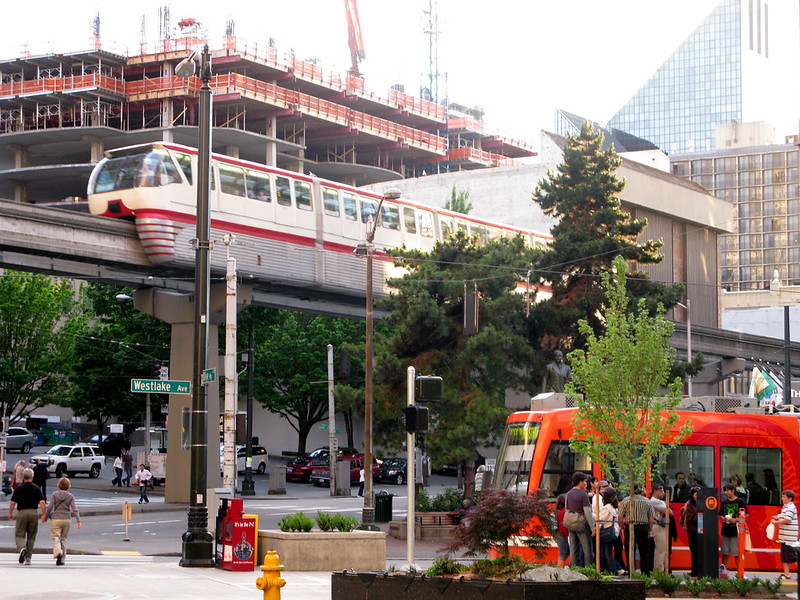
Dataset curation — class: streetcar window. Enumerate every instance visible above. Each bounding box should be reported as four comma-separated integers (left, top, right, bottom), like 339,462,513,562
380,202,400,230
542,440,591,498
721,446,782,505
246,170,271,202
323,187,340,217
419,212,434,237
343,193,357,221
275,177,292,206
440,217,453,238
174,152,193,184
470,224,488,245
360,197,378,224
403,207,417,234
662,444,714,497
219,165,246,197
295,181,312,211
493,421,539,494
456,220,468,234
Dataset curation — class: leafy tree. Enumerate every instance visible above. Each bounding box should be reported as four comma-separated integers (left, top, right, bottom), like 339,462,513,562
567,255,693,499
0,271,84,423
444,184,473,214
246,309,364,454
531,121,682,353
66,283,170,434
375,233,538,490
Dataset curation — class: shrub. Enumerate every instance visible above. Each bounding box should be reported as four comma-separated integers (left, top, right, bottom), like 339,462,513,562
332,514,359,532
731,577,758,596
315,511,335,532
757,576,783,597
473,555,532,579
277,512,314,532
415,487,432,512
442,488,553,564
710,577,733,595
430,488,465,512
426,556,469,577
652,571,681,595
685,575,710,596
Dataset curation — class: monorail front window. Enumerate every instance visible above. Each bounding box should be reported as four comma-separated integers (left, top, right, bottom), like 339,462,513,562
89,150,182,194
493,421,539,494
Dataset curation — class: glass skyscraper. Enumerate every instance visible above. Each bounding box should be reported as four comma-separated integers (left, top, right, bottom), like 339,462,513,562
607,0,799,155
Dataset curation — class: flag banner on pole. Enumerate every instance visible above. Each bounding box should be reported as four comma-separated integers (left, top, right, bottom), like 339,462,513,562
750,367,782,407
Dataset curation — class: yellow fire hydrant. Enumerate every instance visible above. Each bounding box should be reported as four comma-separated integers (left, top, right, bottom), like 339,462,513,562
255,550,286,600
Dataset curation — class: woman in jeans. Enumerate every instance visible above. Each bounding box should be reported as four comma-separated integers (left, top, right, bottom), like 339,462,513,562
599,488,625,575
552,494,570,567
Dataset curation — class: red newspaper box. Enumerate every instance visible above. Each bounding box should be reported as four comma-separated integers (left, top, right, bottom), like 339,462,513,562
218,498,256,571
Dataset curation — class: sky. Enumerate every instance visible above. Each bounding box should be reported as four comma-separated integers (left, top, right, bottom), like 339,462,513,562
2,1,724,146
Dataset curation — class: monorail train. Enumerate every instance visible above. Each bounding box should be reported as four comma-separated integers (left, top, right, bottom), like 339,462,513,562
87,142,552,295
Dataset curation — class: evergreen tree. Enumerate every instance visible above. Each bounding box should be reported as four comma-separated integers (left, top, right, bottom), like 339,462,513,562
532,122,682,352
444,184,473,214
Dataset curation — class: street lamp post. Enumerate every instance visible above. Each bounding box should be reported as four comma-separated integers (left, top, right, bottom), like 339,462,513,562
358,188,401,531
176,45,215,567
676,299,692,397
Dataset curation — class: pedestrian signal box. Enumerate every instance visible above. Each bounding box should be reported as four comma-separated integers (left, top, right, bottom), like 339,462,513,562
415,376,442,401
404,405,429,434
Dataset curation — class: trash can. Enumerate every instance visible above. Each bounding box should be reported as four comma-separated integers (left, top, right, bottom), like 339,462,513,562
375,491,394,522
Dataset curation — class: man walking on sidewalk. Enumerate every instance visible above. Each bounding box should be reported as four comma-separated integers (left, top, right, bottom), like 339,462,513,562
8,468,46,565
122,449,134,487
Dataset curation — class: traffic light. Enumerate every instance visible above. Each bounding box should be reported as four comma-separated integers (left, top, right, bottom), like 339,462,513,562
404,405,429,434
150,361,161,378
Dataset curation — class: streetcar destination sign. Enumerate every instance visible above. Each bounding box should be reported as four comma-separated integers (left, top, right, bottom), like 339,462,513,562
130,379,191,394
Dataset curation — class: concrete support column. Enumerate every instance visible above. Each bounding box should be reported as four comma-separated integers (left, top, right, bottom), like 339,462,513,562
265,118,277,167
81,135,105,164
225,146,239,159
133,284,252,504
13,181,28,204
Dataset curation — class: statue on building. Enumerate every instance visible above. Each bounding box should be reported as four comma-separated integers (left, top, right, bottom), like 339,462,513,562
542,350,572,393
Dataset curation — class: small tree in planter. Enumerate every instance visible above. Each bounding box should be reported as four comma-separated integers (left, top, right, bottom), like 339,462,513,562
442,488,553,569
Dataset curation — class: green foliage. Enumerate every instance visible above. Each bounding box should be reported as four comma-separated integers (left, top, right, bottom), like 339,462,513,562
531,121,681,354
472,554,532,579
443,489,552,562
444,184,473,214
685,575,710,596
415,487,432,512
570,565,606,580
711,577,733,594
757,576,783,596
426,556,469,576
376,233,539,469
568,256,693,495
430,488,464,512
730,577,758,596
315,511,335,532
0,271,84,421
331,514,358,532
652,571,682,596
242,308,364,453
277,512,314,532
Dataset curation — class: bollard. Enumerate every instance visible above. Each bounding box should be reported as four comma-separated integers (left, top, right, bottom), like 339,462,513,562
255,550,286,600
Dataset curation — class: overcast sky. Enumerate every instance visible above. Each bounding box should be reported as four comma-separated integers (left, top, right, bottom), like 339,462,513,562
3,1,724,145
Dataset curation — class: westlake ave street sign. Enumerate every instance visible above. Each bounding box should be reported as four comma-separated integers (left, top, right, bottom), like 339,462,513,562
130,379,191,394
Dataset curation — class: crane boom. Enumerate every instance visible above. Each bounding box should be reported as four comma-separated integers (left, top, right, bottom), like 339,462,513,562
344,0,365,75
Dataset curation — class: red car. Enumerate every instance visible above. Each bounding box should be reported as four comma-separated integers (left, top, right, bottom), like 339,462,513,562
309,453,379,487
285,446,358,483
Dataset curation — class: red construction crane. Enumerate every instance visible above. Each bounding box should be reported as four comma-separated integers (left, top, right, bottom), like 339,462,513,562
344,0,365,75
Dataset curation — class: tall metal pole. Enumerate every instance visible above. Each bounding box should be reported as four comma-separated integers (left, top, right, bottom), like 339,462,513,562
686,298,692,398
327,344,337,496
222,234,237,493
785,305,792,405
180,44,214,567
402,366,419,572
241,327,255,495
359,221,378,529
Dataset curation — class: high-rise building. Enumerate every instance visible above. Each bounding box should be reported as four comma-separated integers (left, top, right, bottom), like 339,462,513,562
607,0,800,155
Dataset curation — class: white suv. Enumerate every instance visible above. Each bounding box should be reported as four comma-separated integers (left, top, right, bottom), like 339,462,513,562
31,444,103,478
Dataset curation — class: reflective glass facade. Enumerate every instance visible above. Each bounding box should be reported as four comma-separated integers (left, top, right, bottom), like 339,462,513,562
609,0,743,154
672,145,800,290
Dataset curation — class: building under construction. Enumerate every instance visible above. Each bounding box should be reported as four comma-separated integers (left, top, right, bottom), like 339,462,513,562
0,17,535,204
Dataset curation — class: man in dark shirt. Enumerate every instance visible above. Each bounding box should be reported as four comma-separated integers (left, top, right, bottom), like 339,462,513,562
8,468,46,565
122,449,134,487
32,458,49,497
673,472,690,503
719,483,748,570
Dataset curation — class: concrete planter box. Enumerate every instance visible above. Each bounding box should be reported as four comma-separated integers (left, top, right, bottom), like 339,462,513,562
257,530,386,571
331,572,646,600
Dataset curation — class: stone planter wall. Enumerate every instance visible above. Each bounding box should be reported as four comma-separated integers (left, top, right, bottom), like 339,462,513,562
257,530,385,571
331,572,646,600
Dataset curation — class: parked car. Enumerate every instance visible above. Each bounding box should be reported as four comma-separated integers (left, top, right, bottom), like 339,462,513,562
5,426,35,453
219,445,269,474
285,446,359,483
309,453,379,487
90,433,131,457
31,444,104,478
376,457,407,485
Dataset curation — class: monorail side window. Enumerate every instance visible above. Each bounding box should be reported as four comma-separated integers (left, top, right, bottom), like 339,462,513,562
493,421,540,494
246,170,271,202
403,207,417,234
440,217,453,239
456,220,468,234
360,198,378,224
174,152,193,184
323,187,340,216
343,193,357,220
380,202,400,230
542,441,591,498
276,177,292,206
219,165,246,197
419,211,434,237
721,446,782,505
295,181,312,211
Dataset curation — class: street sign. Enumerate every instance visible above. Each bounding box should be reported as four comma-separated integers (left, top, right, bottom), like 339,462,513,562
0,432,6,448
130,379,191,394
202,368,216,385
317,424,340,433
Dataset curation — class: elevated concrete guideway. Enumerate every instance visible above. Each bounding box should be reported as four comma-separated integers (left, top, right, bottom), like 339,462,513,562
0,197,374,318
